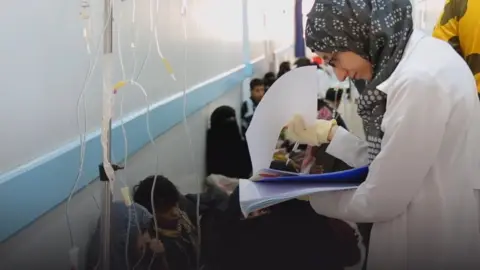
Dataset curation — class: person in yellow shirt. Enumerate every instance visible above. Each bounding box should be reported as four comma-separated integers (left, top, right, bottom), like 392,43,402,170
433,0,480,99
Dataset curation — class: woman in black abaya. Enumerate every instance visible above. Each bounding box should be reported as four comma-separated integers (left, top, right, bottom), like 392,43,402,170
206,106,252,179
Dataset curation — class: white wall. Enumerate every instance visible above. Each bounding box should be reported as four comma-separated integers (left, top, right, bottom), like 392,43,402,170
0,48,291,269
0,55,293,270
0,0,245,172
0,0,295,269
248,0,295,67
0,87,242,270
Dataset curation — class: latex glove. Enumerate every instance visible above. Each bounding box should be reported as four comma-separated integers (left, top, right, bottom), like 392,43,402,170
285,115,337,146
297,195,310,201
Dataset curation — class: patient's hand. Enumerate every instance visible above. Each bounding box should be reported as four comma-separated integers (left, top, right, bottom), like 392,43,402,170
138,232,166,254
310,164,324,174
149,238,166,254
243,208,271,219
289,151,305,164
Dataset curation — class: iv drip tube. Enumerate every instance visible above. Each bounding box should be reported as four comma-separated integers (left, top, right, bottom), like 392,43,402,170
66,1,112,264
179,2,202,268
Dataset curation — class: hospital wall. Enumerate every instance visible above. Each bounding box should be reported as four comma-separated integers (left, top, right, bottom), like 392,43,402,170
0,0,294,269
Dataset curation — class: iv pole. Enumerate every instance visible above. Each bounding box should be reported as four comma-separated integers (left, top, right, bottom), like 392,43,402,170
99,0,113,269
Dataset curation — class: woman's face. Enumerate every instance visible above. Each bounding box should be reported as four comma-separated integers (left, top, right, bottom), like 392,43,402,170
317,51,373,82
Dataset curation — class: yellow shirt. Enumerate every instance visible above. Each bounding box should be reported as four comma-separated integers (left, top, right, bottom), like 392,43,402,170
432,0,480,92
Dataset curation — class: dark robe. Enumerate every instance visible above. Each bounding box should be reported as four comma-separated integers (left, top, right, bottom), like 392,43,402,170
210,185,361,270
207,106,252,179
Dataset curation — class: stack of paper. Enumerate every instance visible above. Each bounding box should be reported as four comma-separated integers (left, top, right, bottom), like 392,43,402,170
240,66,365,216
239,166,367,216
239,179,358,217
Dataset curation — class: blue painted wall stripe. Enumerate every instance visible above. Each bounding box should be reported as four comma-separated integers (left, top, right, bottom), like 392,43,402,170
0,64,247,242
294,0,306,58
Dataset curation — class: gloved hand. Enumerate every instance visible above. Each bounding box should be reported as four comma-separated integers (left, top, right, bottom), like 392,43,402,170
297,195,310,201
285,115,338,146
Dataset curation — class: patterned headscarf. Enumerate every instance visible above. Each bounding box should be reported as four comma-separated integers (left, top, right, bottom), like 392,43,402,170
305,0,413,162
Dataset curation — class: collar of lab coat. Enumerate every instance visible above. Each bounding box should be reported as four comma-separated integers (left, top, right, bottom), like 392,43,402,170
376,30,426,94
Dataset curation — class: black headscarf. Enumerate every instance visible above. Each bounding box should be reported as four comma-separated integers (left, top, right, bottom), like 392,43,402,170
206,106,252,179
305,0,413,162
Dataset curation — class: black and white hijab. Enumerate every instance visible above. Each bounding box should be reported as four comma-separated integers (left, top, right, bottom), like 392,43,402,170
305,0,413,162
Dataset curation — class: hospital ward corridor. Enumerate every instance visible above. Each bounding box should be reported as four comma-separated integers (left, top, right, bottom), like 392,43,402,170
2,0,480,270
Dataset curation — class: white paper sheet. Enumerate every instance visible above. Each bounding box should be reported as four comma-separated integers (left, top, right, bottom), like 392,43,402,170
239,179,357,217
245,66,319,174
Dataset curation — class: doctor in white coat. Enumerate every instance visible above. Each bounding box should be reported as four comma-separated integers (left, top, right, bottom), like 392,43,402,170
286,0,480,269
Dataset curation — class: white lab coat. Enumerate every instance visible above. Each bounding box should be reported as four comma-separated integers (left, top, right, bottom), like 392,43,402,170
309,30,480,270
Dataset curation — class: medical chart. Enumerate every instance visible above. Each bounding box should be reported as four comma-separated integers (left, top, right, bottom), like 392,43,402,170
241,66,365,217
239,179,358,217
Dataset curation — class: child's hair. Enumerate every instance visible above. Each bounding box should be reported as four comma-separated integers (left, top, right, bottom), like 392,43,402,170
325,88,344,103
133,175,180,214
277,61,291,78
249,78,264,90
294,57,313,68
264,72,275,80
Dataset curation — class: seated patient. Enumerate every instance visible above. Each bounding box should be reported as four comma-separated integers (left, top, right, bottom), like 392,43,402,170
207,106,252,179
211,187,362,270
133,175,199,270
85,202,152,270
85,176,201,270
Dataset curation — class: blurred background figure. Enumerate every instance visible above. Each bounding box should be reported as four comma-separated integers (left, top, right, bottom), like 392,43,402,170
294,57,313,68
318,88,348,130
263,72,276,92
241,78,265,136
277,61,291,78
207,106,252,179
432,0,480,99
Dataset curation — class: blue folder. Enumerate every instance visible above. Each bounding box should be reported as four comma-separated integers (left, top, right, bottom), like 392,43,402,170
256,166,369,184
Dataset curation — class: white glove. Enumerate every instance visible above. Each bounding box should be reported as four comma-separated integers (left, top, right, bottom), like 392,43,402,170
285,114,337,146
296,195,310,201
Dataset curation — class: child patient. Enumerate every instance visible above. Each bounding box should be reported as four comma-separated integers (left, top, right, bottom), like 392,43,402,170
133,176,199,270
85,176,199,270
241,78,265,136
